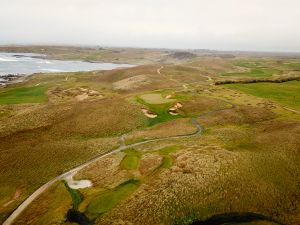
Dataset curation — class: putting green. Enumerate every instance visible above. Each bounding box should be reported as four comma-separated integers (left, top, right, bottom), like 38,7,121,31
140,93,175,104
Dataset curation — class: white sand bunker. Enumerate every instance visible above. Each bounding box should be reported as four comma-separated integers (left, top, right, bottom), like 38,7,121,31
64,174,92,189
141,108,157,118
169,102,183,116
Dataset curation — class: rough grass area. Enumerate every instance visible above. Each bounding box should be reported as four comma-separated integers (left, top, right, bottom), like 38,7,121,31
0,98,144,223
12,182,72,225
125,118,197,145
225,81,300,110
95,121,300,225
0,86,48,104
87,179,140,217
179,96,229,117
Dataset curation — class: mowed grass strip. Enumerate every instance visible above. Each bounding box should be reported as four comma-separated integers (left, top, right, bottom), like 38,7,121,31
0,86,48,104
225,80,300,110
87,179,140,216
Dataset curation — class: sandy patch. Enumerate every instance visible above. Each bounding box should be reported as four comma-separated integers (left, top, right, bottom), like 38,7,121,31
113,75,151,91
64,174,92,189
88,90,101,96
141,108,157,118
75,93,89,101
49,87,102,102
169,102,183,115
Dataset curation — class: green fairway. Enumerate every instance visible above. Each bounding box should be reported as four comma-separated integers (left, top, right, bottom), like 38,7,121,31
120,149,141,170
285,62,300,70
221,60,280,78
87,179,140,216
136,96,183,126
0,86,48,104
221,68,279,77
225,81,300,110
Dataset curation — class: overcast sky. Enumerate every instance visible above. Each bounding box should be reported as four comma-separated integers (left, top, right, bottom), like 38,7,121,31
1,0,300,52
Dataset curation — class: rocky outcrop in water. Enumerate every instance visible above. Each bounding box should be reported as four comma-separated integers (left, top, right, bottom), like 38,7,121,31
0,74,23,86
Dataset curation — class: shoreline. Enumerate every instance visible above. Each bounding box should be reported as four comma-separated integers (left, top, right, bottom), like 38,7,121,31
0,52,135,87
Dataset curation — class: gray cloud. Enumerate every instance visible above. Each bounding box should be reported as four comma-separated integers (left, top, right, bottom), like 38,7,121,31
1,0,299,51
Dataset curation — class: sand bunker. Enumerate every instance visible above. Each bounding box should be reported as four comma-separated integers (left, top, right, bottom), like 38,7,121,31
75,93,89,101
64,174,92,189
141,108,157,118
113,75,151,91
169,102,183,115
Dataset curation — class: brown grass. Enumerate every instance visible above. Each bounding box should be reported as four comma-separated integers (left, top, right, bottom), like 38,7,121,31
198,105,275,127
179,96,229,117
13,181,72,225
0,97,146,223
125,118,197,144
